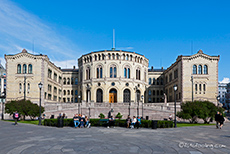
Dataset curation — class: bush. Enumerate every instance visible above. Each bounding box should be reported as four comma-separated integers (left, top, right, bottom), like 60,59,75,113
177,100,225,123
5,99,45,120
115,112,123,119
99,113,105,119
43,118,174,129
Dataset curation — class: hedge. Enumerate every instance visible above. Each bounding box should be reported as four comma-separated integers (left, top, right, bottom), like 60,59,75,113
43,118,174,128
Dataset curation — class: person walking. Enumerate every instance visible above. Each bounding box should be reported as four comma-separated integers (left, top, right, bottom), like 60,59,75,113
215,111,220,129
13,111,20,125
219,113,225,129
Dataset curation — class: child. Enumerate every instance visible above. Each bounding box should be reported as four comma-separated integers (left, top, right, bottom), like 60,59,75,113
80,118,85,128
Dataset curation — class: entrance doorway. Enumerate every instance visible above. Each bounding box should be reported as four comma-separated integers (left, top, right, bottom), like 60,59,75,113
109,88,117,103
96,89,103,103
123,89,131,103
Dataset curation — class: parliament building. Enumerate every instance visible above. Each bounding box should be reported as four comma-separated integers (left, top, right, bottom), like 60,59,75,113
4,49,220,107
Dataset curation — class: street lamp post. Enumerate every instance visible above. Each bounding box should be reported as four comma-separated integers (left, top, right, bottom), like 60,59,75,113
141,95,144,119
24,75,26,100
88,103,91,118
129,100,131,116
1,96,5,120
191,76,193,102
1,88,6,120
38,82,43,125
173,84,178,128
216,95,220,107
78,95,81,114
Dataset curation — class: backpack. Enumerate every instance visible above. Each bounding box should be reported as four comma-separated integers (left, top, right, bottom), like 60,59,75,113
15,113,19,118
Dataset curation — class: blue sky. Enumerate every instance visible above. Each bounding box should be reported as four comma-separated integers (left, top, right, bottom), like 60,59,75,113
0,0,230,82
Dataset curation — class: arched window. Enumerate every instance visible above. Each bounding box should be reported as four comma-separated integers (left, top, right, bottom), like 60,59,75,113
28,83,30,93
203,65,208,74
19,83,22,93
63,90,66,95
71,90,73,95
126,55,129,60
75,90,78,95
86,67,91,80
96,66,103,78
67,90,70,95
110,65,116,78
112,54,115,59
198,65,202,74
98,54,101,60
28,64,32,74
63,78,66,85
203,84,206,91
149,78,152,85
71,77,74,85
116,53,119,59
193,65,197,74
136,69,140,80
17,64,21,74
108,53,111,60
124,67,130,78
95,55,97,61
130,55,132,61
23,64,27,74
67,78,70,84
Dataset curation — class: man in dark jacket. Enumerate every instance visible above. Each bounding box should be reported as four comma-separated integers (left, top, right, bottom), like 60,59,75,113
13,111,20,125
215,111,220,128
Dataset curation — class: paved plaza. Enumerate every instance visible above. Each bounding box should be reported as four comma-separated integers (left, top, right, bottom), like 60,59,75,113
0,120,229,154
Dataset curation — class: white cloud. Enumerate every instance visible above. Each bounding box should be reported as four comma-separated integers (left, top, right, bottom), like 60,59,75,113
52,60,78,69
0,57,5,68
219,77,230,83
117,47,134,50
0,0,81,60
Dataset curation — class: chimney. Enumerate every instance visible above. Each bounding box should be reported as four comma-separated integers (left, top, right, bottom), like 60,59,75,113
151,66,153,70
73,66,75,69
161,67,163,70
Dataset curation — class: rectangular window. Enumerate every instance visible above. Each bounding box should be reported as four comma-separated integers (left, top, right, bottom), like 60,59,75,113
59,76,62,84
54,73,57,82
153,78,155,85
169,73,172,82
54,87,57,94
48,94,52,100
114,67,117,78
174,69,178,79
149,78,151,85
148,90,151,96
195,84,197,91
199,84,202,91
110,67,113,78
148,97,151,103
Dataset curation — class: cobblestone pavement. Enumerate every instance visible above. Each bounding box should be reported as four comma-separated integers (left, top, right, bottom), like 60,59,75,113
0,120,229,154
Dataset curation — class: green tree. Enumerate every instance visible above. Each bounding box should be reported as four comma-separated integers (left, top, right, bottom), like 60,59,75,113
5,99,45,120
115,112,123,119
177,100,224,123
99,113,105,119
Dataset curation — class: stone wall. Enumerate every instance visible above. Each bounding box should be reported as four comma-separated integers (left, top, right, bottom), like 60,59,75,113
43,102,181,120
